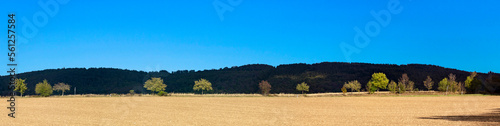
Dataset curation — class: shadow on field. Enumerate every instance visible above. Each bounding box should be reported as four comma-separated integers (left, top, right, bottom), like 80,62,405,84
419,108,500,123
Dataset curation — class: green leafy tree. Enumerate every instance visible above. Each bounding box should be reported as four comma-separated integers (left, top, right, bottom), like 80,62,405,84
296,82,309,94
423,76,434,91
14,78,28,97
129,90,135,95
344,80,361,92
144,77,167,95
193,78,213,94
465,72,481,93
258,80,271,96
368,73,389,92
53,82,71,96
388,80,397,93
35,80,53,97
438,78,448,92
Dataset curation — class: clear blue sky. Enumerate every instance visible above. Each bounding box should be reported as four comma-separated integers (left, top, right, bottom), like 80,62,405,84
2,0,499,75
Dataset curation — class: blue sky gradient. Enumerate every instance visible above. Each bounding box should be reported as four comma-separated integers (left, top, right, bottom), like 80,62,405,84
2,0,499,74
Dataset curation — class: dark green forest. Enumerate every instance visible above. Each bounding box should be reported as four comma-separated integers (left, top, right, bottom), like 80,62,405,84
1,62,499,95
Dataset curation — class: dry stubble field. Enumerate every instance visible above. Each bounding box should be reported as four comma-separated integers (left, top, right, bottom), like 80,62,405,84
1,95,500,125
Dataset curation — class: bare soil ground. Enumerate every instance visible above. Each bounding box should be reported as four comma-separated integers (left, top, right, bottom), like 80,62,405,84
1,95,499,125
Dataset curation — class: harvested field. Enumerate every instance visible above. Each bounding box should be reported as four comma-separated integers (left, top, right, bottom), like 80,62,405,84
1,95,499,125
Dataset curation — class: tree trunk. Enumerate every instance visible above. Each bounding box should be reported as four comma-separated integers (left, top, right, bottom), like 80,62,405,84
62,91,64,96
202,90,204,95
446,85,449,95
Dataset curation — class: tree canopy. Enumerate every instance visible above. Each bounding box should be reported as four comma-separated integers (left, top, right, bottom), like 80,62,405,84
296,82,309,94
53,83,71,96
35,80,53,97
258,80,271,96
14,78,28,97
144,77,167,94
193,78,213,94
368,73,389,92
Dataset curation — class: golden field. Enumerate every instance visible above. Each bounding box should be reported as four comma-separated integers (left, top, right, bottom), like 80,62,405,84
1,95,499,126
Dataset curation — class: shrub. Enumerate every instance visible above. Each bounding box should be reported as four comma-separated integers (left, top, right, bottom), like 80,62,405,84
157,91,167,96
341,86,347,95
110,93,119,97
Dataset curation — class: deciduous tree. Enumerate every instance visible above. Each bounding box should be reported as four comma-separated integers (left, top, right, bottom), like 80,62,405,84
35,80,53,97
368,73,389,92
438,78,448,92
465,72,481,93
53,82,70,96
407,81,415,92
388,80,397,93
258,80,271,96
397,82,406,94
193,78,213,94
448,73,458,93
458,82,465,94
296,82,309,94
423,76,434,91
366,82,373,94
144,77,167,95
14,78,28,97
344,80,361,92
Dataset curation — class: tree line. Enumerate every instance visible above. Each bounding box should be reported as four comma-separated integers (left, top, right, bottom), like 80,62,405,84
340,72,483,95
14,79,70,97
10,71,485,97
1,62,498,96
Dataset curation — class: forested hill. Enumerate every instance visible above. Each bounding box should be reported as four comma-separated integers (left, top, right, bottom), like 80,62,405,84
1,62,497,95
